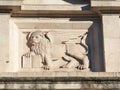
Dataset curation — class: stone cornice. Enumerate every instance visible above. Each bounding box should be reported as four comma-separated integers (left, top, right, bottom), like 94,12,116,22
91,0,120,13
0,72,119,89
0,0,23,6
0,0,119,16
91,0,120,7
0,72,119,77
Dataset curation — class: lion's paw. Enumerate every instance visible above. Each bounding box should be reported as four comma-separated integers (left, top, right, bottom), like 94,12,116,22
23,52,35,58
42,65,50,70
77,65,86,70
23,52,31,58
60,64,68,68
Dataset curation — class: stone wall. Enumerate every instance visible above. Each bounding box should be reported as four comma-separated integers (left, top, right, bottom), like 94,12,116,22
0,72,119,90
0,0,120,89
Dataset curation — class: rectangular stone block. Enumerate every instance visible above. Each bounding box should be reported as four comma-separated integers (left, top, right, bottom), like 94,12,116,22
102,14,120,72
0,14,10,72
21,4,87,11
0,0,23,6
91,0,120,7
31,55,42,68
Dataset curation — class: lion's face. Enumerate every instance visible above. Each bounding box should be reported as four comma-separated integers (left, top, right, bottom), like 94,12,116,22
29,32,44,45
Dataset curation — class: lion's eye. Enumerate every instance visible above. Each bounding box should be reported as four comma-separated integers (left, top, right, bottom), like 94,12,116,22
35,36,39,38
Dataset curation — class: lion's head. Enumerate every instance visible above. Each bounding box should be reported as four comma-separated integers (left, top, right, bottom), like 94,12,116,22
27,31,46,46
26,31,51,55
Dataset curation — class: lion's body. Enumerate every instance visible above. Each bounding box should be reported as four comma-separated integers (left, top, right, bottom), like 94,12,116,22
23,31,89,70
26,31,52,69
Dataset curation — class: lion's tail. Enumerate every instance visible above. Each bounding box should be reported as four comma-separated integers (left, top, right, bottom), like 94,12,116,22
80,32,88,55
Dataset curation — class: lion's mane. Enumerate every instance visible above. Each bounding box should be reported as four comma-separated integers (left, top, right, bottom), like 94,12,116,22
27,32,50,56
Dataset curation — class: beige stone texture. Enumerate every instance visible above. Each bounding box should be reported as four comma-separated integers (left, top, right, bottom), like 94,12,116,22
22,0,88,11
8,18,93,72
91,0,120,7
102,14,120,72
0,72,119,77
0,16,106,72
0,14,10,72
21,4,87,11
23,0,79,5
0,0,119,73
0,0,120,90
0,0,23,6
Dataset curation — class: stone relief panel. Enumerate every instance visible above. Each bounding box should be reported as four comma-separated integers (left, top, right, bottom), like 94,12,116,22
21,31,89,71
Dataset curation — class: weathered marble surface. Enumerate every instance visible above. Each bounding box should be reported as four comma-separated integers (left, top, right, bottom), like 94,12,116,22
8,17,100,72
0,0,120,90
0,14,10,72
21,31,89,71
102,15,120,72
0,77,119,90
0,0,119,73
0,72,119,89
91,0,120,7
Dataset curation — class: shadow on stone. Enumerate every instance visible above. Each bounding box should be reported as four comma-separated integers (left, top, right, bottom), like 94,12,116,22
63,0,90,4
70,17,105,72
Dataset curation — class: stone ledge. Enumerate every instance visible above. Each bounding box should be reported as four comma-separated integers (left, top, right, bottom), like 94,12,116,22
0,72,120,77
21,4,89,11
15,21,93,29
0,76,120,82
23,0,89,5
0,0,23,6
91,0,120,7
91,0,120,13
0,75,119,90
